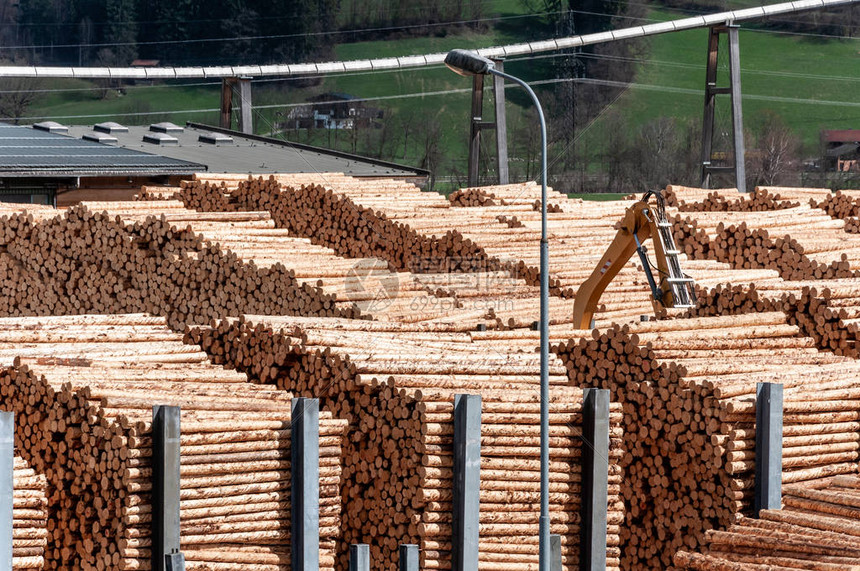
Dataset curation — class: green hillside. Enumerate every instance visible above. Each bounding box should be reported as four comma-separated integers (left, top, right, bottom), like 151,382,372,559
581,9,860,156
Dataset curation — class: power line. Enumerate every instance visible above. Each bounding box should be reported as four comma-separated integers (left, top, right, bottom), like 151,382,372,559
11,73,860,123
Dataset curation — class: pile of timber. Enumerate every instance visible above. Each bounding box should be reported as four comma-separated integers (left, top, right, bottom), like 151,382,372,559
135,186,181,201
186,315,626,571
0,203,355,329
13,457,47,570
0,313,345,571
87,200,499,328
540,311,860,570
687,282,860,358
671,205,858,280
814,188,860,232
448,182,572,213
410,270,578,329
675,475,860,570
180,175,499,276
661,185,809,212
179,175,795,326
665,186,860,281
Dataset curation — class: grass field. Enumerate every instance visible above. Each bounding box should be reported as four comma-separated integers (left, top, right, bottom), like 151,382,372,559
580,9,860,156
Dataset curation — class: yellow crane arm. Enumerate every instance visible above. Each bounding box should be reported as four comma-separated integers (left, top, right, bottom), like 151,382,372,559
572,194,694,329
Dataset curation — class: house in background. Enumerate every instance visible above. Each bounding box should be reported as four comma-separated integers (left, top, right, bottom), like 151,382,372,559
821,130,860,172
286,93,384,130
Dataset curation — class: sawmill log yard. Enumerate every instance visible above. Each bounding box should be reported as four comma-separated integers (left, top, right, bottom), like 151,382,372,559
1,170,860,570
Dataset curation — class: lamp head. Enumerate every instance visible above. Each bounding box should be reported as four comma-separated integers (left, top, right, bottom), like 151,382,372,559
444,49,495,76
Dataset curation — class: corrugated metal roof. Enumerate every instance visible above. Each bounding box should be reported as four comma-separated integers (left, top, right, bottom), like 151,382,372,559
63,122,427,177
0,122,204,177
821,129,860,143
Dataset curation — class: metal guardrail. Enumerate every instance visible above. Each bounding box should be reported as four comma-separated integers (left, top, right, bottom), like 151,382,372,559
0,0,855,79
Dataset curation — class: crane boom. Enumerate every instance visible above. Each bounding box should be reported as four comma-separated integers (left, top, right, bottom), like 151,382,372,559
572,190,695,329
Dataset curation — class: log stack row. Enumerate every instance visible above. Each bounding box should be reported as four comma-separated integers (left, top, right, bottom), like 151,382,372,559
181,175,499,276
813,188,860,232
0,313,346,571
448,182,572,213
179,175,793,327
13,457,47,570
660,185,811,212
671,205,857,280
186,315,626,571
0,204,357,330
675,475,860,570
546,311,860,570
85,200,502,329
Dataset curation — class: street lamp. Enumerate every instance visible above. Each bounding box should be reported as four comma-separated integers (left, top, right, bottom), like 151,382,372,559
445,49,551,571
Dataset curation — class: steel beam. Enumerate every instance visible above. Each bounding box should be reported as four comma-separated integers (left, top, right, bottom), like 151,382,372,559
700,23,747,192
453,394,481,571
581,389,609,571
467,75,484,187
291,397,320,571
727,24,747,192
700,27,719,190
754,382,783,516
349,544,370,571
492,59,509,185
0,412,12,571
152,405,183,571
399,544,420,571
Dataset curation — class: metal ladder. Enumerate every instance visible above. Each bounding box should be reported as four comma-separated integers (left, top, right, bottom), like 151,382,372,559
655,220,695,309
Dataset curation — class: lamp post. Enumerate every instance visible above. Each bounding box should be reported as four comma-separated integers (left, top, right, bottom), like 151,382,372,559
444,49,550,571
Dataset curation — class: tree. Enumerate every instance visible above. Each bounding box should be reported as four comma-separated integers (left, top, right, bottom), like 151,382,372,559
0,76,39,123
747,111,801,187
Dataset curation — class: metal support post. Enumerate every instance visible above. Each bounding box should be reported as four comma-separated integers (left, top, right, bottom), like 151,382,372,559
291,398,320,571
467,75,484,187
492,59,509,185
220,78,234,130
453,394,481,571
550,534,562,571
727,24,746,192
399,544,419,571
581,389,609,571
754,382,783,516
349,544,370,571
0,412,13,571
700,23,746,192
237,77,253,135
152,405,183,571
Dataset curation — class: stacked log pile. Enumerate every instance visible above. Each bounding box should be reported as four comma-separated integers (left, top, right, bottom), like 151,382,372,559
13,457,47,570
660,185,816,212
0,203,356,329
674,475,860,570
671,205,857,280
182,175,498,276
0,313,346,571
179,175,796,326
89,200,498,328
547,311,860,570
410,270,578,329
186,315,626,571
448,182,572,213
813,188,860,232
